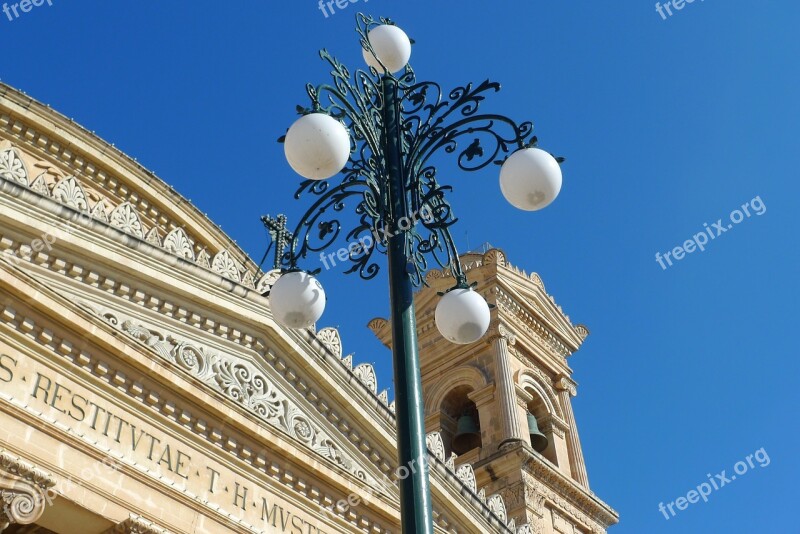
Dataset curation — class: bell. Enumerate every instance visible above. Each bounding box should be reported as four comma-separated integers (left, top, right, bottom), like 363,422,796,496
452,414,481,454
527,412,549,453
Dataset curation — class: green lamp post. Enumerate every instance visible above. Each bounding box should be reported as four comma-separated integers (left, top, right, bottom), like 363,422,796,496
263,14,563,534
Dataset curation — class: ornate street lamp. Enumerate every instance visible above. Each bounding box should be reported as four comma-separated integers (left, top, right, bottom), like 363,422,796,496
262,14,563,534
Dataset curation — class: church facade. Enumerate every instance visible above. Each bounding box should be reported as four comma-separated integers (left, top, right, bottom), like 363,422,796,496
0,83,618,533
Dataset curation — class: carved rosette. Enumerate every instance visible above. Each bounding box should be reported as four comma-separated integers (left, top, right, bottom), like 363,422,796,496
0,452,56,531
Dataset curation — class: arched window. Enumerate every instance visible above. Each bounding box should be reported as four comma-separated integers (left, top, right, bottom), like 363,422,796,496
526,390,558,466
440,386,482,456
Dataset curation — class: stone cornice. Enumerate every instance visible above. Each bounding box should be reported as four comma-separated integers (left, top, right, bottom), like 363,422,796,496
0,83,255,273
476,443,618,530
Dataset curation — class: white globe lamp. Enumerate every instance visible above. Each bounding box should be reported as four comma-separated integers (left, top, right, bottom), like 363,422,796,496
499,147,562,211
362,25,412,74
269,271,326,329
284,113,351,180
435,288,491,344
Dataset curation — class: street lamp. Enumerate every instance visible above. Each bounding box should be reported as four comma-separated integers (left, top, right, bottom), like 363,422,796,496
262,14,563,534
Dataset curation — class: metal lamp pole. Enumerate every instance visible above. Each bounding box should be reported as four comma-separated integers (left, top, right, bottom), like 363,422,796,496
263,13,563,534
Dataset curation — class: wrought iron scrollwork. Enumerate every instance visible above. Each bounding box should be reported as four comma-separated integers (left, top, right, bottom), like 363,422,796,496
265,13,546,289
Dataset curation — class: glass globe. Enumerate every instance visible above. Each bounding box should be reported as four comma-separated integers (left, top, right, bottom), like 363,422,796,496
435,288,491,344
362,24,412,74
269,271,326,329
499,147,562,211
284,113,351,180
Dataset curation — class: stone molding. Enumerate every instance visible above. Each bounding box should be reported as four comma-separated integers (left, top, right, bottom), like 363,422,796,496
0,451,56,532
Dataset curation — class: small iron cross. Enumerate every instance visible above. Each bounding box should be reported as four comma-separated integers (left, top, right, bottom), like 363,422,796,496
261,214,294,270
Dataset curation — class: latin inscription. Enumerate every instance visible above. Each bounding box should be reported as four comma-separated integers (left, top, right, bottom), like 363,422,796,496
0,352,339,532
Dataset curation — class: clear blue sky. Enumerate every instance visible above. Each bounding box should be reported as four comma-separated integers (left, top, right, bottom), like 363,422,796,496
3,1,798,532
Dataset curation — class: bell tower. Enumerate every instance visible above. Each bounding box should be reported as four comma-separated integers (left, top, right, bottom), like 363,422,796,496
370,247,618,533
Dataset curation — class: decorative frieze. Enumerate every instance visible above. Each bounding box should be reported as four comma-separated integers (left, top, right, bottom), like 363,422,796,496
80,300,374,485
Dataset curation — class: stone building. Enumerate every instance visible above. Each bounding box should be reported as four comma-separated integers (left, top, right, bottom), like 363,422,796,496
0,82,618,533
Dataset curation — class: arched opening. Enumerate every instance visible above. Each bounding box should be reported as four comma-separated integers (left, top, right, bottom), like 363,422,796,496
526,389,558,466
440,386,482,456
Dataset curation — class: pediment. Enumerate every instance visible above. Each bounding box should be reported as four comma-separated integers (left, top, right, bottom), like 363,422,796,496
497,275,585,353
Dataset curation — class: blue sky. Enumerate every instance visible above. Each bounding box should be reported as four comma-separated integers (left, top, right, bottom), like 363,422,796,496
2,1,798,532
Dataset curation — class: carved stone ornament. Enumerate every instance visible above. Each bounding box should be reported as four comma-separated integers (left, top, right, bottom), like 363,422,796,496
353,363,378,394
0,146,28,186
486,322,517,345
52,175,89,212
163,227,195,261
455,464,477,493
211,250,242,282
0,141,271,291
555,376,578,397
425,431,446,463
109,202,145,238
77,301,376,486
317,327,343,358
105,514,170,534
0,451,56,532
446,452,456,471
255,269,281,294
487,493,508,523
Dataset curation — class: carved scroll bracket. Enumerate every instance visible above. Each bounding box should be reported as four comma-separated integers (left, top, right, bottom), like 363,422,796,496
0,451,56,532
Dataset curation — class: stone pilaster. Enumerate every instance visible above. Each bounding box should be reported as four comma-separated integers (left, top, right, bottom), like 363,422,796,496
556,376,589,487
487,324,528,447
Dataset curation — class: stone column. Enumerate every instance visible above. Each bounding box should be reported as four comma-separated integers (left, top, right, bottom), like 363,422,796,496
487,324,527,447
0,451,56,533
555,376,589,487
